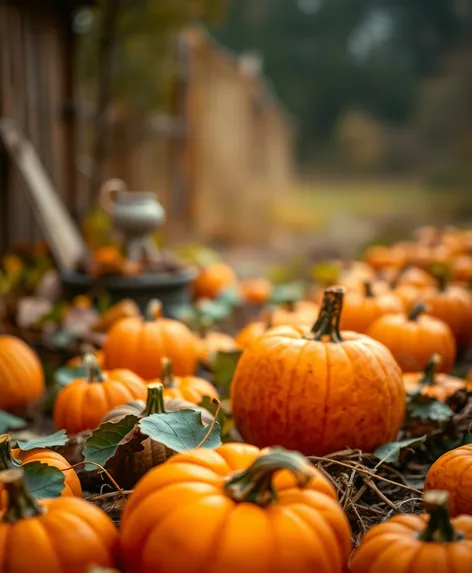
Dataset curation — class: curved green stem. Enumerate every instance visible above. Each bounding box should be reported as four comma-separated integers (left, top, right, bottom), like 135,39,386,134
0,468,44,523
83,353,106,383
309,286,345,343
224,447,314,506
0,435,19,471
160,357,175,388
363,281,374,298
142,383,166,416
419,490,463,542
408,302,426,322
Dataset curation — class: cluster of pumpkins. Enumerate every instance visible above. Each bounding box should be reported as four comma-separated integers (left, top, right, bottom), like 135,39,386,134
1,225,472,571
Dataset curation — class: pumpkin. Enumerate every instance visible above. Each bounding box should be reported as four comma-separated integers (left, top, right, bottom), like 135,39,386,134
260,300,319,328
421,281,472,352
392,284,422,312
100,383,213,489
403,354,466,402
103,300,198,379
0,434,81,506
363,245,407,270
0,335,45,410
53,353,147,434
395,266,436,288
91,299,141,333
350,490,472,573
0,468,119,572
424,444,472,516
235,320,268,349
451,255,472,282
366,303,456,372
340,281,403,333
120,444,352,573
149,358,219,405
232,286,405,456
239,277,272,304
197,332,240,365
192,262,237,299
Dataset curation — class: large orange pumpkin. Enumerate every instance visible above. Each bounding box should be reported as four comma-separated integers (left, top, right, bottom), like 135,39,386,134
0,434,81,505
350,490,472,573
424,444,472,516
53,354,147,434
104,300,199,379
0,335,45,410
192,262,237,299
403,354,466,402
232,286,405,456
120,444,352,573
0,468,119,572
367,303,456,372
340,281,403,333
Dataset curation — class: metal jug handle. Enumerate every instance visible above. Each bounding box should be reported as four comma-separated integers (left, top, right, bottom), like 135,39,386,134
99,178,128,214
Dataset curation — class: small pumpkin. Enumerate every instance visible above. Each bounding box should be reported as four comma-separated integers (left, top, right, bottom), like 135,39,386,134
90,299,141,333
0,434,81,506
232,286,405,456
149,358,219,405
120,444,352,573
260,300,319,328
100,383,213,489
53,353,147,434
350,490,472,573
235,319,268,349
363,244,407,270
395,266,436,288
192,262,237,300
197,331,240,365
103,300,199,379
0,468,119,572
340,281,403,333
239,277,272,304
367,303,456,372
403,354,466,402
424,444,472,516
392,284,422,312
0,335,45,411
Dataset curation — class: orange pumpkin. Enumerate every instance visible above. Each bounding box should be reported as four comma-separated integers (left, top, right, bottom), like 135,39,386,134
403,354,466,402
340,281,403,333
239,277,272,304
235,320,268,349
260,300,319,328
0,335,45,411
393,284,422,312
197,332,239,365
120,444,352,573
149,358,219,405
395,266,436,288
232,287,405,456
0,434,81,504
451,255,472,282
104,300,199,379
424,445,472,516
0,468,119,572
363,245,407,270
422,282,472,352
53,353,147,434
367,303,456,372
192,262,237,300
350,490,472,573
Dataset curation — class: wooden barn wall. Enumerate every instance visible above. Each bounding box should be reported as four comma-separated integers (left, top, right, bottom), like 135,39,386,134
0,0,75,255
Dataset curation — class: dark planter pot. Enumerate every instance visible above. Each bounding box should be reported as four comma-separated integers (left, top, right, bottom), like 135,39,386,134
60,267,196,317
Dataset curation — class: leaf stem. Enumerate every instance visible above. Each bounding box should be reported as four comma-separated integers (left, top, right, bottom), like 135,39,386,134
195,398,220,448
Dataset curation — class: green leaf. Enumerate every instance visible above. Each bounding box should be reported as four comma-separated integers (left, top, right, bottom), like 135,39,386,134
17,430,68,452
23,461,65,499
270,282,305,305
373,435,427,464
83,415,140,470
408,394,454,422
196,299,232,322
54,365,87,388
210,349,243,396
217,285,242,307
0,411,26,434
139,410,222,452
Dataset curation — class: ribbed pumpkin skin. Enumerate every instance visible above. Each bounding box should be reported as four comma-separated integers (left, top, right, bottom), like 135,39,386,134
53,369,147,434
0,497,119,572
231,326,405,456
340,291,403,333
350,512,472,572
159,375,219,404
367,313,456,372
0,335,45,410
424,445,472,516
120,443,352,573
104,316,198,379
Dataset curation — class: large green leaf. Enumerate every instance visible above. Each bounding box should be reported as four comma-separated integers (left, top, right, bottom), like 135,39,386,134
23,461,65,499
17,430,68,452
210,349,243,395
139,410,222,452
373,435,426,464
0,411,26,434
83,415,140,470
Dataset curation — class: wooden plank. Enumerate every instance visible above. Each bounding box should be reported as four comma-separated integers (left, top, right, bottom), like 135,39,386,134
0,118,87,270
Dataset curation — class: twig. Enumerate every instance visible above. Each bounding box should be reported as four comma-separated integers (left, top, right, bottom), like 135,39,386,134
86,489,133,502
364,478,398,511
196,398,221,448
62,461,125,498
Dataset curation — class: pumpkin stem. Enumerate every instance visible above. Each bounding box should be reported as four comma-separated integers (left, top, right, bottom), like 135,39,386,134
0,468,45,523
408,302,426,322
160,357,175,388
418,354,441,388
83,353,106,383
419,490,463,543
224,447,314,507
0,435,19,471
363,281,374,298
309,286,345,343
145,299,163,322
142,383,167,416
429,263,451,292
